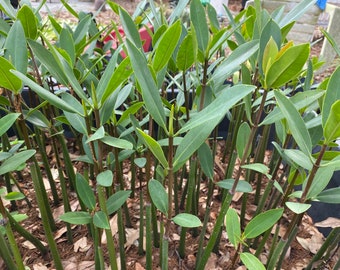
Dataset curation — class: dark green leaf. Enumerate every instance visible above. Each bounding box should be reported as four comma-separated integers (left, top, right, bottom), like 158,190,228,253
197,143,214,179
190,0,209,53
76,173,96,211
236,122,251,158
0,113,20,137
148,179,168,215
226,208,241,247
0,150,36,175
244,208,283,239
93,211,110,229
107,190,131,215
17,5,38,39
176,33,196,71
60,211,92,225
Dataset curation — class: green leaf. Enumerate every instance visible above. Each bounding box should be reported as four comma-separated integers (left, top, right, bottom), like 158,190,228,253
153,20,182,72
190,0,209,54
197,143,214,179
226,208,241,247
136,129,168,169
97,170,113,187
244,208,284,239
4,20,28,74
236,122,251,158
283,149,313,170
174,84,255,171
316,187,340,203
210,40,259,87
93,211,110,229
60,211,92,225
73,14,91,45
324,100,340,144
172,213,202,228
241,163,271,179
148,179,168,215
240,252,266,270
106,190,131,215
98,57,133,104
321,66,340,127
85,126,105,144
217,179,253,193
100,136,133,150
125,39,167,131
274,90,312,156
176,33,196,71
134,157,146,168
0,113,20,137
119,7,142,49
0,150,36,175
60,28,75,65
76,173,96,211
265,44,310,89
305,166,334,200
285,202,311,214
0,57,23,93
17,5,38,39
25,109,51,129
64,111,87,135
4,192,25,201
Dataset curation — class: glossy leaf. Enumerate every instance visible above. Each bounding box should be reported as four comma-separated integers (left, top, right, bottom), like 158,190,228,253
240,252,266,270
0,150,36,175
236,122,251,158
0,113,20,137
106,190,131,215
0,57,23,93
265,44,309,89
93,211,110,230
153,20,181,72
174,85,255,171
283,149,313,170
324,100,340,144
190,0,209,54
217,179,253,193
4,20,28,74
244,208,284,239
226,208,241,247
60,211,92,225
176,33,196,71
259,20,281,76
125,39,167,130
17,5,38,39
98,57,133,104
172,213,201,228
148,179,168,215
274,90,312,156
76,173,96,211
136,128,168,169
285,202,311,214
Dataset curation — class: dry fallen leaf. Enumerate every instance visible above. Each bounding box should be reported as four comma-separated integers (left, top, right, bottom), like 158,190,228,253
314,217,340,228
296,233,324,254
204,253,218,270
74,236,90,252
33,263,49,270
125,228,139,248
101,214,118,244
23,240,47,250
135,262,145,270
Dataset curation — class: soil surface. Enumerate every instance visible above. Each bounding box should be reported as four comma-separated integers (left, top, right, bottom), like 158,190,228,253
1,1,339,270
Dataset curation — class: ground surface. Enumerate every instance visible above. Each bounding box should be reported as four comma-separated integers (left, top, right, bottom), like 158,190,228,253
1,0,340,269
